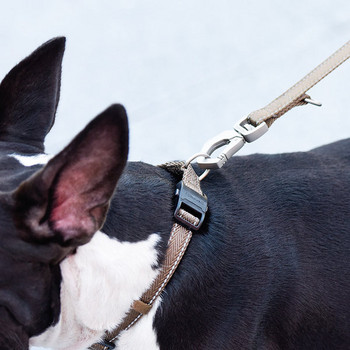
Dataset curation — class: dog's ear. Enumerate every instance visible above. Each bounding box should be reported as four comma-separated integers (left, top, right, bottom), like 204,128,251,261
0,37,65,150
13,104,128,248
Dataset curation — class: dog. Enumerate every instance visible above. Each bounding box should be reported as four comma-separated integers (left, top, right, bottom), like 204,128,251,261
0,37,349,350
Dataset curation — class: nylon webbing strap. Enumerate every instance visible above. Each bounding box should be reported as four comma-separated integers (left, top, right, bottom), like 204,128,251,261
90,164,201,350
248,40,350,127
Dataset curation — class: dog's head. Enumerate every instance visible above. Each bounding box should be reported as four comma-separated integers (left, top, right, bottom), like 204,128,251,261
0,38,128,349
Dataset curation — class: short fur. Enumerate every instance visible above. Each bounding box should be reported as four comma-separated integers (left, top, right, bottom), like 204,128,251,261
0,38,349,350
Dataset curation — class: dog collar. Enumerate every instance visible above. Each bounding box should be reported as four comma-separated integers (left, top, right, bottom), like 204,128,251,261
90,163,207,350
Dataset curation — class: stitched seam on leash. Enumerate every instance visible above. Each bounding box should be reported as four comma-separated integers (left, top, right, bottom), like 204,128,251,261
90,164,203,349
123,314,142,333
109,228,192,342
257,47,349,123
109,223,182,341
252,41,350,124
149,231,192,305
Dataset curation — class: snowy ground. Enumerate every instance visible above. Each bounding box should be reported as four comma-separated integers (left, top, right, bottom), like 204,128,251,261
0,1,349,349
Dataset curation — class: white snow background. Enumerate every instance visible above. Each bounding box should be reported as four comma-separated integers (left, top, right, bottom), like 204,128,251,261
0,1,349,349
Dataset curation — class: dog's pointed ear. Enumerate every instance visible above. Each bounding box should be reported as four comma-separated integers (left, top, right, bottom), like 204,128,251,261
13,104,128,247
0,37,65,150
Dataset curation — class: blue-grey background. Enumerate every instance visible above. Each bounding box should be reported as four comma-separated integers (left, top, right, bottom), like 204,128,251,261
1,1,350,167
0,1,349,349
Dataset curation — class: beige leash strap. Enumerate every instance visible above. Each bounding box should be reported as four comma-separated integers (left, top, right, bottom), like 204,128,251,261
248,40,350,127
196,40,350,171
90,164,205,350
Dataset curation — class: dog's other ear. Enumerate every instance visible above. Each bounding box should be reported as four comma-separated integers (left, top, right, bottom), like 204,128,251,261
13,104,128,248
0,37,65,150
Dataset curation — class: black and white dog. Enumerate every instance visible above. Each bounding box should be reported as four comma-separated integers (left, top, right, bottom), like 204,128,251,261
0,37,349,350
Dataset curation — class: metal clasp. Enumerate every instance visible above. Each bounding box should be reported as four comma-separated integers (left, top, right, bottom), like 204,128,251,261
234,116,269,143
197,130,244,169
174,181,208,230
197,117,268,169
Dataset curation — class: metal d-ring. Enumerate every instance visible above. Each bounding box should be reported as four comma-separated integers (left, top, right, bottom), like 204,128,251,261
184,152,211,181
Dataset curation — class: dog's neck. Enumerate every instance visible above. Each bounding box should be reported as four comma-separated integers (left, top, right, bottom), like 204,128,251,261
30,231,161,350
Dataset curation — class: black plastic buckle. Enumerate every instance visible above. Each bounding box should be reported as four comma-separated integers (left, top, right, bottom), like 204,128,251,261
98,340,115,350
174,181,208,230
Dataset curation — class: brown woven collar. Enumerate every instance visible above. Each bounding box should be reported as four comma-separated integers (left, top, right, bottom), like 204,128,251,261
89,163,207,350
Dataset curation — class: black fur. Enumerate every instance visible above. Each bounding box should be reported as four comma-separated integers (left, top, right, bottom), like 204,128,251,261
0,38,67,350
0,38,349,350
153,145,350,349
0,37,64,151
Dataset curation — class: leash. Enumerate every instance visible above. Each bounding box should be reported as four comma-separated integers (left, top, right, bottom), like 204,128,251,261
196,40,350,176
89,40,349,349
90,164,207,350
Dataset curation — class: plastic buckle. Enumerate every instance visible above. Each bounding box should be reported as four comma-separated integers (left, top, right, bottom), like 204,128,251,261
174,181,208,230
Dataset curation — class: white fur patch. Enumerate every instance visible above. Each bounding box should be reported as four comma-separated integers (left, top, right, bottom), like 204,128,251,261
30,231,161,350
10,153,52,166
116,298,161,350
